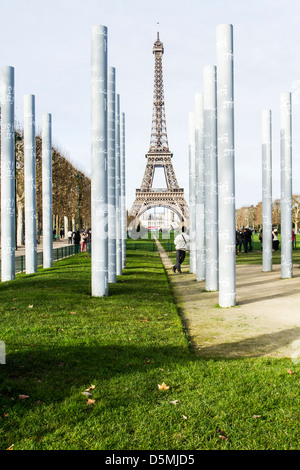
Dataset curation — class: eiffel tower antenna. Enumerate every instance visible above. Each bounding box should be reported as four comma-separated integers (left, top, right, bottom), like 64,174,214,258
129,30,189,224
150,23,169,152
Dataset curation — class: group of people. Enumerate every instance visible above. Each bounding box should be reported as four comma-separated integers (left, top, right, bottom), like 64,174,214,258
259,228,280,251
67,229,91,252
259,228,297,251
236,227,253,253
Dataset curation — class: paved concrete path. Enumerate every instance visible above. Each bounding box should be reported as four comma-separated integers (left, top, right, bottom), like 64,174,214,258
0,237,73,260
156,240,300,359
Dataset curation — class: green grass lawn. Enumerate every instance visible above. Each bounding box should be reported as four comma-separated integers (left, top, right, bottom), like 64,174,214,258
1,250,300,450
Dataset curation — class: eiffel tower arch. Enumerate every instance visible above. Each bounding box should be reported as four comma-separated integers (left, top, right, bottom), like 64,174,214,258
129,28,189,226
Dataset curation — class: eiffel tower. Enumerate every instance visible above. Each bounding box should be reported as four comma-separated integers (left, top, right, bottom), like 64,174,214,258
129,29,189,224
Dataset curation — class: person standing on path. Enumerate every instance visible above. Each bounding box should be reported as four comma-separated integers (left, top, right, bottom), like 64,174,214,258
173,227,190,273
67,229,73,244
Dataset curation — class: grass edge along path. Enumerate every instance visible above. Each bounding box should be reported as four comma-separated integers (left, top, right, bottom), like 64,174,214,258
0,252,299,450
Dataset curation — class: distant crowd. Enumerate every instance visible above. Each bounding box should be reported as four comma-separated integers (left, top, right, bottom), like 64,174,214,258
65,228,91,252
236,226,297,253
236,227,253,253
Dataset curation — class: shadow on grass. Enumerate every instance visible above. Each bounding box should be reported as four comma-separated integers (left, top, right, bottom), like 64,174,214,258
1,325,298,411
0,344,197,408
194,327,300,358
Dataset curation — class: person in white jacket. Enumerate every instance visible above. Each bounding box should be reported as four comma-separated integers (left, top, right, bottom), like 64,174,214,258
173,227,190,273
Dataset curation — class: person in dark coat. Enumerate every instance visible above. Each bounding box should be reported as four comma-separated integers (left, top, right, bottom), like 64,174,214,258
242,228,248,253
245,227,252,251
74,230,81,252
237,229,244,253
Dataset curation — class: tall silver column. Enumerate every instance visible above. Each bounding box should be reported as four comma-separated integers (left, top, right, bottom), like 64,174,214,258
188,110,196,273
280,92,293,279
194,92,206,281
91,25,108,296
107,66,116,283
115,93,122,276
24,94,37,274
262,110,272,272
0,66,15,281
216,24,236,307
204,65,218,291
121,111,126,270
42,113,53,269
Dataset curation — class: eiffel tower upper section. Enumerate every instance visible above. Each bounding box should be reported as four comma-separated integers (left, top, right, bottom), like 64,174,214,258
149,30,169,153
129,29,188,222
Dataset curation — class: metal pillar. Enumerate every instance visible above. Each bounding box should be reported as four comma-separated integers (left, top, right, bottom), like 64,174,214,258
262,110,272,272
42,113,53,269
194,92,206,281
0,66,15,281
204,65,218,291
115,93,122,276
188,110,196,273
24,94,37,274
216,24,236,307
280,92,293,279
120,111,126,269
91,24,108,296
108,66,116,283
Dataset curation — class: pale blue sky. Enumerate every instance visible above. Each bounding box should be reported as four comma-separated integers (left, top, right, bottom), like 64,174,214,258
1,0,300,209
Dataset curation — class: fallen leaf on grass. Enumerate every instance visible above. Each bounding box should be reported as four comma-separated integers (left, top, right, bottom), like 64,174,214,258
158,382,169,391
169,400,179,405
287,369,295,375
87,399,95,405
6,444,14,450
217,428,228,441
19,395,29,400
140,318,149,322
70,311,77,315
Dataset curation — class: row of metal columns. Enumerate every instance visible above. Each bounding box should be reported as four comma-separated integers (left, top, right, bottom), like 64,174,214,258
91,25,126,297
189,24,235,307
1,66,53,281
1,24,127,294
189,24,293,308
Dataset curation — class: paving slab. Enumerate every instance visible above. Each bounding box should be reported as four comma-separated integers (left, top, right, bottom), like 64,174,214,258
157,243,300,359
